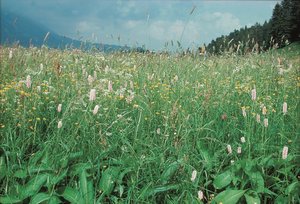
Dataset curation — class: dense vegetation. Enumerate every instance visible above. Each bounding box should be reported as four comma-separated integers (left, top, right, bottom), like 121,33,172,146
206,0,300,55
0,42,299,203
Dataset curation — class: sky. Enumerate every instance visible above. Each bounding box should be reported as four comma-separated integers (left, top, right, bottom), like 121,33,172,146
2,0,281,51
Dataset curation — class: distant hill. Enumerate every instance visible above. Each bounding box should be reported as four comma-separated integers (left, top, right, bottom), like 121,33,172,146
1,11,138,52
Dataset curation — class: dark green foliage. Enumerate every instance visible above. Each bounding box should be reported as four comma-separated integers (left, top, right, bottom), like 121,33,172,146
207,0,300,54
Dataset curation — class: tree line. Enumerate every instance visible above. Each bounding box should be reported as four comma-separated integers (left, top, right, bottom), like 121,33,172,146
206,0,300,55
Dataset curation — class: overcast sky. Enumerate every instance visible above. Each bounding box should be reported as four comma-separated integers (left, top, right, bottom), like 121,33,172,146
3,0,281,51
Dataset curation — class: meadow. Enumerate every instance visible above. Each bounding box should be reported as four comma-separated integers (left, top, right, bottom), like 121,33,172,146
0,43,299,203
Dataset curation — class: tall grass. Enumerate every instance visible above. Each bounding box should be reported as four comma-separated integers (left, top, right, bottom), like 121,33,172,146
0,44,299,203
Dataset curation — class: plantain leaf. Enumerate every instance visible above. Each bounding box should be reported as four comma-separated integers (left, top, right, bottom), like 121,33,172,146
160,160,181,184
245,191,260,204
213,189,246,204
0,156,6,180
0,196,23,204
62,187,84,204
99,166,120,195
79,169,94,204
285,181,300,195
13,169,27,179
22,174,49,198
48,195,61,204
213,170,232,189
30,192,51,204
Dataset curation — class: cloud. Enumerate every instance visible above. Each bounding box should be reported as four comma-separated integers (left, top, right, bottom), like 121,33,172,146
2,0,277,50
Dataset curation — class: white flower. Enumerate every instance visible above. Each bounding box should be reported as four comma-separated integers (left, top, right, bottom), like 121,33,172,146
89,89,96,101
93,105,99,115
282,146,288,160
57,104,62,113
58,120,62,129
283,102,287,115
197,190,204,200
191,170,197,182
227,144,232,154
240,137,246,143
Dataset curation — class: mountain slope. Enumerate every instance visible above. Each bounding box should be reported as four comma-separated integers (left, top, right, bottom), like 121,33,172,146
1,11,132,52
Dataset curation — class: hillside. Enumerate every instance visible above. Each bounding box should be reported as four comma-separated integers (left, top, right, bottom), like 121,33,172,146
1,11,133,52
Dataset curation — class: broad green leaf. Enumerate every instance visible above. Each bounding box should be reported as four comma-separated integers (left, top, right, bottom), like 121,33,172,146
79,170,94,204
248,171,264,193
62,187,84,204
275,195,288,204
285,181,300,195
0,196,23,204
48,195,61,204
50,168,68,185
245,191,260,204
99,167,120,195
213,170,232,189
0,156,6,180
142,183,181,198
160,160,181,184
30,192,50,204
197,142,213,169
213,190,246,204
22,174,49,198
14,169,27,179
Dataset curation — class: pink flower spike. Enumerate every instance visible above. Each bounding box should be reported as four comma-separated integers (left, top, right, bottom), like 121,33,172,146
191,170,197,182
263,118,268,128
256,114,261,123
227,144,232,154
57,104,62,113
283,102,287,115
237,147,242,154
26,75,31,88
282,146,288,159
251,89,256,101
197,190,204,200
108,81,113,92
58,120,62,129
89,89,96,101
93,105,99,115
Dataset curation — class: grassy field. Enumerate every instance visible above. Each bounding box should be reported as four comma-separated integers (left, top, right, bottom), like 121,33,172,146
0,43,299,203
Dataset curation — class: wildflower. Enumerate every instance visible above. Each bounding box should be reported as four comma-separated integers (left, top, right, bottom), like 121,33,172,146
26,75,31,88
58,120,62,129
93,105,99,115
9,50,13,59
88,75,94,85
94,71,97,79
57,104,62,112
283,102,287,115
262,106,267,115
221,113,227,120
237,147,242,154
242,107,246,117
263,118,268,127
130,80,134,89
40,63,43,70
89,89,96,101
227,144,232,154
191,170,197,182
256,114,261,123
282,146,288,159
108,81,113,92
198,190,204,200
230,160,235,164
251,88,256,101
156,128,161,135
37,86,41,92
240,137,246,143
